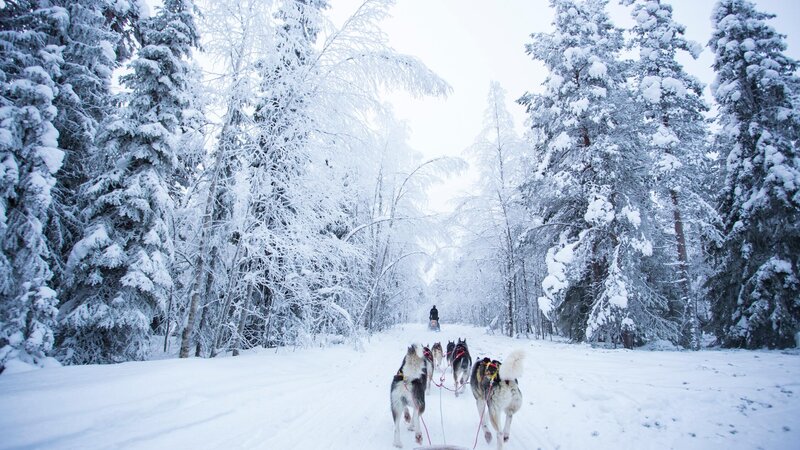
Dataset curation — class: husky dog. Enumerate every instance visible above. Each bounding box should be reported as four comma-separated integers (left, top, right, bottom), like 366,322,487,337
445,340,455,366
431,342,443,371
451,338,472,396
422,344,434,391
470,350,525,450
390,344,427,448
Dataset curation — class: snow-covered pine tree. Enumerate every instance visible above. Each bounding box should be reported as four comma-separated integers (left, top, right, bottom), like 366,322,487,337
0,1,66,372
60,0,202,363
624,0,712,349
46,0,141,290
520,0,677,344
707,0,800,349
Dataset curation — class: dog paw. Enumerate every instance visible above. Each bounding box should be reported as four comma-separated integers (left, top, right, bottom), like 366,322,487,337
504,434,510,442
484,431,492,443
393,440,402,448
415,433,422,444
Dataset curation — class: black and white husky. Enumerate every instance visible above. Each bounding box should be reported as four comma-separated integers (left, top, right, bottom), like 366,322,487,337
390,344,427,448
470,350,525,450
445,340,455,365
451,338,472,396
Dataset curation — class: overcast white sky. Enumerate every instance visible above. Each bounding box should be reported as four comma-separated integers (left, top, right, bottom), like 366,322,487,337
328,0,800,212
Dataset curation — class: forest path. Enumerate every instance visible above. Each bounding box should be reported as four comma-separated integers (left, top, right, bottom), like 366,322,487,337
0,323,798,449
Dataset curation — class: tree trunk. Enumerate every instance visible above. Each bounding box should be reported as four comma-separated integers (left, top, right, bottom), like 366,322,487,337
179,187,214,358
163,288,173,353
194,305,209,357
520,258,533,336
180,286,203,358
506,260,514,337
232,284,254,357
671,189,699,350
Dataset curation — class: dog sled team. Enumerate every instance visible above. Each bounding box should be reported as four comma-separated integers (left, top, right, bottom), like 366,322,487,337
390,337,525,449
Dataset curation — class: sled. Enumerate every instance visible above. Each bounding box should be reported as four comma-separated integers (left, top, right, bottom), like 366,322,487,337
414,446,469,450
428,319,440,332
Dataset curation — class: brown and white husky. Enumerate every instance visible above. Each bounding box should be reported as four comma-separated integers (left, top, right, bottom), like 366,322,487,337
431,342,443,371
470,350,525,450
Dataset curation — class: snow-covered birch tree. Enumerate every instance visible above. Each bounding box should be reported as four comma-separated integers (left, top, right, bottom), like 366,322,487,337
706,0,800,349
451,81,529,336
180,0,449,355
175,0,274,358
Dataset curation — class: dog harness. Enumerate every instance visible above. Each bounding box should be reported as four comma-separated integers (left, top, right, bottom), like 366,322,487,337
453,345,467,361
476,358,500,384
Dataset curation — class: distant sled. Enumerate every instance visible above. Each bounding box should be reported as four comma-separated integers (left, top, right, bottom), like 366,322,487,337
428,319,440,331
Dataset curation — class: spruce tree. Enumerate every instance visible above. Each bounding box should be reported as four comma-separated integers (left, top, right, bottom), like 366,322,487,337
0,1,66,371
61,0,202,363
707,0,800,349
46,0,140,289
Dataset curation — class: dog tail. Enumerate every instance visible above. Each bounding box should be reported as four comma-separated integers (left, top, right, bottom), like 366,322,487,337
499,349,525,381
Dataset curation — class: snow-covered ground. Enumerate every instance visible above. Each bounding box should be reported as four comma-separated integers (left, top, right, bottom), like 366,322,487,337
1,323,798,450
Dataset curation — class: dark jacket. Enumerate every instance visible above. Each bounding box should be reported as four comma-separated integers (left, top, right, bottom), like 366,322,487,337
429,307,439,321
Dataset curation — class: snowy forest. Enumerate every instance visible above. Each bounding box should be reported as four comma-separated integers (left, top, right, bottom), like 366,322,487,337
0,0,798,374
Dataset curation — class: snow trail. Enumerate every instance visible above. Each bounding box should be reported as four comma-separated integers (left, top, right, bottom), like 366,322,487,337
0,324,798,449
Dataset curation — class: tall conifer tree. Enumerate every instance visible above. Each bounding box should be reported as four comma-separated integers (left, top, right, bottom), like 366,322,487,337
707,0,800,349
626,0,711,349
61,0,202,363
46,0,140,288
0,1,66,371
521,0,676,343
